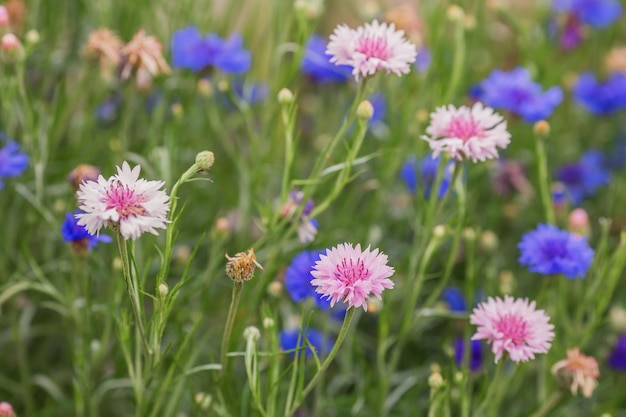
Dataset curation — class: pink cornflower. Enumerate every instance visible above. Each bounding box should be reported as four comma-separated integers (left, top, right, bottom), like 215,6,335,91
76,162,170,240
470,296,554,363
551,348,599,398
422,102,511,162
310,243,394,311
326,20,417,81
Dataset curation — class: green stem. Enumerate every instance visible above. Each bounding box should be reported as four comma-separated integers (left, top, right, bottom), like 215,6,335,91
286,307,356,417
533,131,555,224
472,360,506,417
220,281,245,377
528,390,565,417
444,17,466,102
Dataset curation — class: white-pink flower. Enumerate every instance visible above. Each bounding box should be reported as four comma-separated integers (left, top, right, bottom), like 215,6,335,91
76,162,170,240
310,243,394,311
470,296,554,363
422,102,511,162
326,20,417,81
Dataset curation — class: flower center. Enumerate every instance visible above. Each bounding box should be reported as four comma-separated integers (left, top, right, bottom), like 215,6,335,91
496,314,528,346
334,258,370,285
557,163,583,184
355,35,391,60
542,238,569,259
444,115,485,142
105,184,147,219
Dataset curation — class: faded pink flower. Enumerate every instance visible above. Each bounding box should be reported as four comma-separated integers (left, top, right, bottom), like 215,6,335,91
326,20,417,81
0,6,9,28
470,296,554,363
551,347,599,398
120,29,171,89
76,162,170,240
0,402,15,417
422,102,511,162
310,243,394,311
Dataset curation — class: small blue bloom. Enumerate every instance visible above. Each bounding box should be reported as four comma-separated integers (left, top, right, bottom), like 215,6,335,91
553,0,623,28
369,92,387,125
414,47,431,73
232,81,268,104
61,211,112,251
454,339,483,372
95,94,122,127
0,136,28,189
474,68,563,123
573,72,626,116
605,135,626,171
171,26,251,74
518,223,594,279
300,35,352,83
280,328,334,358
608,334,626,371
442,287,467,312
555,150,611,205
285,250,332,310
400,154,452,199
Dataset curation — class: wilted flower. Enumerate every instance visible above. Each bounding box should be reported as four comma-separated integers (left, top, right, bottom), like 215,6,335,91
61,211,112,254
76,161,170,239
225,248,263,282
473,67,563,123
470,295,555,363
572,72,626,115
310,243,394,311
326,20,417,81
280,328,334,358
120,30,171,87
551,347,599,397
492,159,534,200
83,29,123,74
301,35,352,83
555,150,611,205
67,164,101,190
422,102,511,162
0,136,28,189
518,223,594,279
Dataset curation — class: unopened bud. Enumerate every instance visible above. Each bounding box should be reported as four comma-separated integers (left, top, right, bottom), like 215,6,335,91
428,372,444,389
267,280,283,297
68,164,101,189
0,401,15,417
225,248,263,282
499,270,515,294
197,79,213,97
447,5,465,23
568,208,590,236
278,88,294,105
479,230,498,252
25,29,40,46
534,120,550,137
609,306,626,332
195,150,215,171
356,100,374,120
1,32,24,63
294,0,324,19
433,225,447,238
158,283,169,298
366,298,383,314
0,6,9,28
217,79,229,93
113,256,122,271
194,392,212,410
171,102,183,118
463,227,476,241
263,317,275,329
243,326,261,342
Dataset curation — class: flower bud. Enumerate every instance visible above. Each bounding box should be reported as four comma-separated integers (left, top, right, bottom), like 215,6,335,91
533,120,550,137
25,29,40,46
0,402,15,417
225,248,263,282
479,230,498,252
356,100,374,120
267,280,283,297
568,208,590,237
263,317,275,329
197,79,213,97
462,227,476,241
195,150,215,171
428,372,444,389
433,224,447,238
446,5,465,23
158,283,169,298
1,32,24,63
294,0,324,20
243,326,261,342
499,270,515,294
68,164,101,190
277,88,294,105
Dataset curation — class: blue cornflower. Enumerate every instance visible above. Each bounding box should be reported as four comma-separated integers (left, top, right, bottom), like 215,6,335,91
232,81,268,104
442,287,467,312
553,0,622,28
300,35,352,83
400,154,453,199
608,334,626,371
61,211,112,252
285,250,331,310
474,68,563,123
95,94,122,127
369,92,387,125
454,339,483,372
414,46,431,74
573,72,626,116
171,26,251,74
280,328,334,358
605,135,626,171
0,137,28,189
518,223,594,279
555,150,611,205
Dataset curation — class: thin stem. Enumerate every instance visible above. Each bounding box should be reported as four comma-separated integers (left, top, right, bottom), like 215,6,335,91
286,307,356,416
528,390,565,417
533,131,555,224
220,281,245,377
472,360,506,417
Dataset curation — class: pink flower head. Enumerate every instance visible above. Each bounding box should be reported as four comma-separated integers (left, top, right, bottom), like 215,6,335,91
422,102,511,162
1,33,19,50
0,402,15,417
76,162,170,240
0,6,10,28
470,296,554,363
310,243,394,311
326,20,417,81
551,347,599,398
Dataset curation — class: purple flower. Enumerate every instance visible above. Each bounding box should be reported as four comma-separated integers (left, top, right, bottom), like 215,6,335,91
573,72,626,115
171,26,251,74
400,154,453,199
414,46,431,73
285,250,332,310
61,211,112,251
473,68,563,123
95,94,122,127
232,81,268,104
442,287,467,312
454,338,483,371
369,92,387,125
301,35,352,83
280,328,334,358
553,0,623,28
0,137,28,189
555,150,611,205
608,334,626,371
518,223,594,279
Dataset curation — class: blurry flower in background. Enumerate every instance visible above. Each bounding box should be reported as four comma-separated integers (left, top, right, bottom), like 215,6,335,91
473,68,563,123
83,28,123,77
0,32,23,63
605,46,626,74
76,161,170,240
67,164,101,190
492,159,534,200
605,134,626,171
608,334,626,371
454,338,483,372
470,295,554,363
120,30,171,89
0,6,9,29
551,347,599,397
326,20,417,81
422,102,511,162
171,26,250,74
518,223,594,279
0,135,28,189
555,150,611,205
0,402,15,417
400,153,453,199
567,208,590,236
310,243,394,311
301,35,352,83
279,328,334,358
442,287,467,312
3,0,25,33
414,46,431,73
94,94,123,127
232,81,268,104
61,210,112,254
572,72,626,115
280,190,318,243
553,0,622,28
384,3,424,45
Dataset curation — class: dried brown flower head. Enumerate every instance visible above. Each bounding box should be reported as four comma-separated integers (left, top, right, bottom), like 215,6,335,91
120,29,171,89
225,248,263,282
605,46,626,75
385,3,424,46
84,28,123,73
551,348,599,398
68,164,101,190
